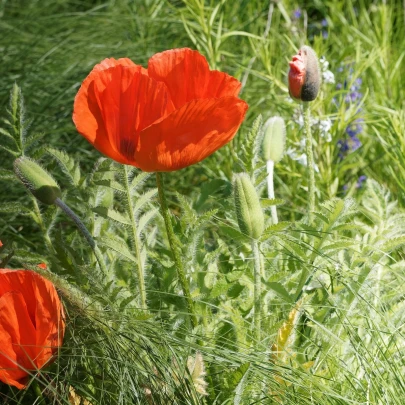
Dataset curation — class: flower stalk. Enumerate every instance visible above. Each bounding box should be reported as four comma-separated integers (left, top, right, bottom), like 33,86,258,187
156,172,197,328
54,198,108,276
252,240,262,345
123,165,147,310
266,160,278,224
304,103,315,221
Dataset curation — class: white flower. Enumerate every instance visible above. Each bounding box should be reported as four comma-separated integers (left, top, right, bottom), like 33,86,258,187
323,70,335,84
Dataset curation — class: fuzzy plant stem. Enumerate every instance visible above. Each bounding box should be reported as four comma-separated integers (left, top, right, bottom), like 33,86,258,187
54,198,108,276
304,102,315,221
123,165,147,310
252,240,262,345
266,160,278,224
156,172,197,329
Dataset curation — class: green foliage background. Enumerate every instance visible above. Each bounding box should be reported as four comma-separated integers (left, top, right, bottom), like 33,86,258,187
1,0,405,404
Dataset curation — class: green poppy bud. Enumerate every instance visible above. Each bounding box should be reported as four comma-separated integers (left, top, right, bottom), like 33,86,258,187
262,116,286,163
233,173,264,239
14,157,61,205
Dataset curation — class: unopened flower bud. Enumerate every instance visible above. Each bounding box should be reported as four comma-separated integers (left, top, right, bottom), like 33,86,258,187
233,173,264,239
288,46,320,102
14,157,61,205
262,117,286,163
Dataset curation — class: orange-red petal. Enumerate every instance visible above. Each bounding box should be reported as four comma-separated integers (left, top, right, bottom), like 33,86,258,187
0,270,65,389
147,48,242,109
0,291,37,389
136,97,248,171
93,66,174,164
73,58,148,165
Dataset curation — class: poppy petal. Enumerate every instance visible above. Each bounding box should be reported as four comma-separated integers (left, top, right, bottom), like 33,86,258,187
73,58,148,165
93,66,174,164
0,291,37,389
31,273,65,369
148,48,242,109
136,97,248,171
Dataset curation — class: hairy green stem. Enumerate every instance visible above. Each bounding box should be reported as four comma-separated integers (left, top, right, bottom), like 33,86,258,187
156,172,197,329
54,198,108,276
123,166,147,310
266,159,278,224
304,102,315,221
32,197,54,252
252,240,262,345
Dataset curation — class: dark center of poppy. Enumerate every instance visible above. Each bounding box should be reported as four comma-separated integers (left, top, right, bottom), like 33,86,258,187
120,138,136,160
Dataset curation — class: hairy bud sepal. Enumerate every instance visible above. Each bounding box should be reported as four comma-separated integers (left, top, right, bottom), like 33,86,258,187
288,45,321,102
14,157,61,205
262,116,286,163
233,173,265,239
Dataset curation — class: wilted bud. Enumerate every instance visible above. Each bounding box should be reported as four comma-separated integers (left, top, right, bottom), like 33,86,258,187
288,46,320,102
262,116,286,163
233,173,264,239
14,157,61,205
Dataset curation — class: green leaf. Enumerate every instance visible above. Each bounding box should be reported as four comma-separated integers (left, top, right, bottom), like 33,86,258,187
0,203,32,215
98,236,137,263
94,179,126,193
264,281,293,303
130,172,151,191
137,208,159,236
261,198,284,207
47,147,81,186
133,188,157,215
92,206,131,226
0,169,17,181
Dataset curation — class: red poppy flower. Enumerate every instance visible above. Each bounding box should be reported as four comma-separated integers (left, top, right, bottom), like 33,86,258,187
288,46,320,102
0,269,65,389
73,48,248,172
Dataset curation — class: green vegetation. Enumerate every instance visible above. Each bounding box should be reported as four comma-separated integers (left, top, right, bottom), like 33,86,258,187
1,0,405,403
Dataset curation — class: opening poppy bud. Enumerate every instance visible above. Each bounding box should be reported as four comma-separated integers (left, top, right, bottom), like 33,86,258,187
14,157,61,205
233,173,265,239
262,117,286,163
288,46,320,102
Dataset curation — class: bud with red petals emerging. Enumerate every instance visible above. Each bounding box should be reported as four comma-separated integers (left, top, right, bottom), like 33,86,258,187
288,46,320,102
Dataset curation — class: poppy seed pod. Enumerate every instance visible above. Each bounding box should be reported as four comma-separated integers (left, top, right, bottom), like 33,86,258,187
14,157,61,205
288,46,321,102
0,269,65,389
262,116,286,163
233,173,265,239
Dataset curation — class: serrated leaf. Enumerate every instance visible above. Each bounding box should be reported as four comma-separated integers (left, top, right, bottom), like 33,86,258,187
313,212,330,224
133,188,157,215
47,147,81,186
321,241,357,252
0,169,17,181
94,179,126,193
137,208,159,236
92,206,131,226
261,221,290,238
261,198,284,207
130,172,151,191
234,363,250,405
98,236,137,263
264,281,293,303
0,203,32,215
380,236,405,253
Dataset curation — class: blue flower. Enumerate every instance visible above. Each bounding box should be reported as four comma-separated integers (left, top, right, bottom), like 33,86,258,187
293,8,302,18
356,175,367,188
321,19,328,27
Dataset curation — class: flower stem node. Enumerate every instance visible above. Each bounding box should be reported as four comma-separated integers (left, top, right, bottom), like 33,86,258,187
233,173,265,240
288,45,321,102
262,116,286,163
14,157,61,205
